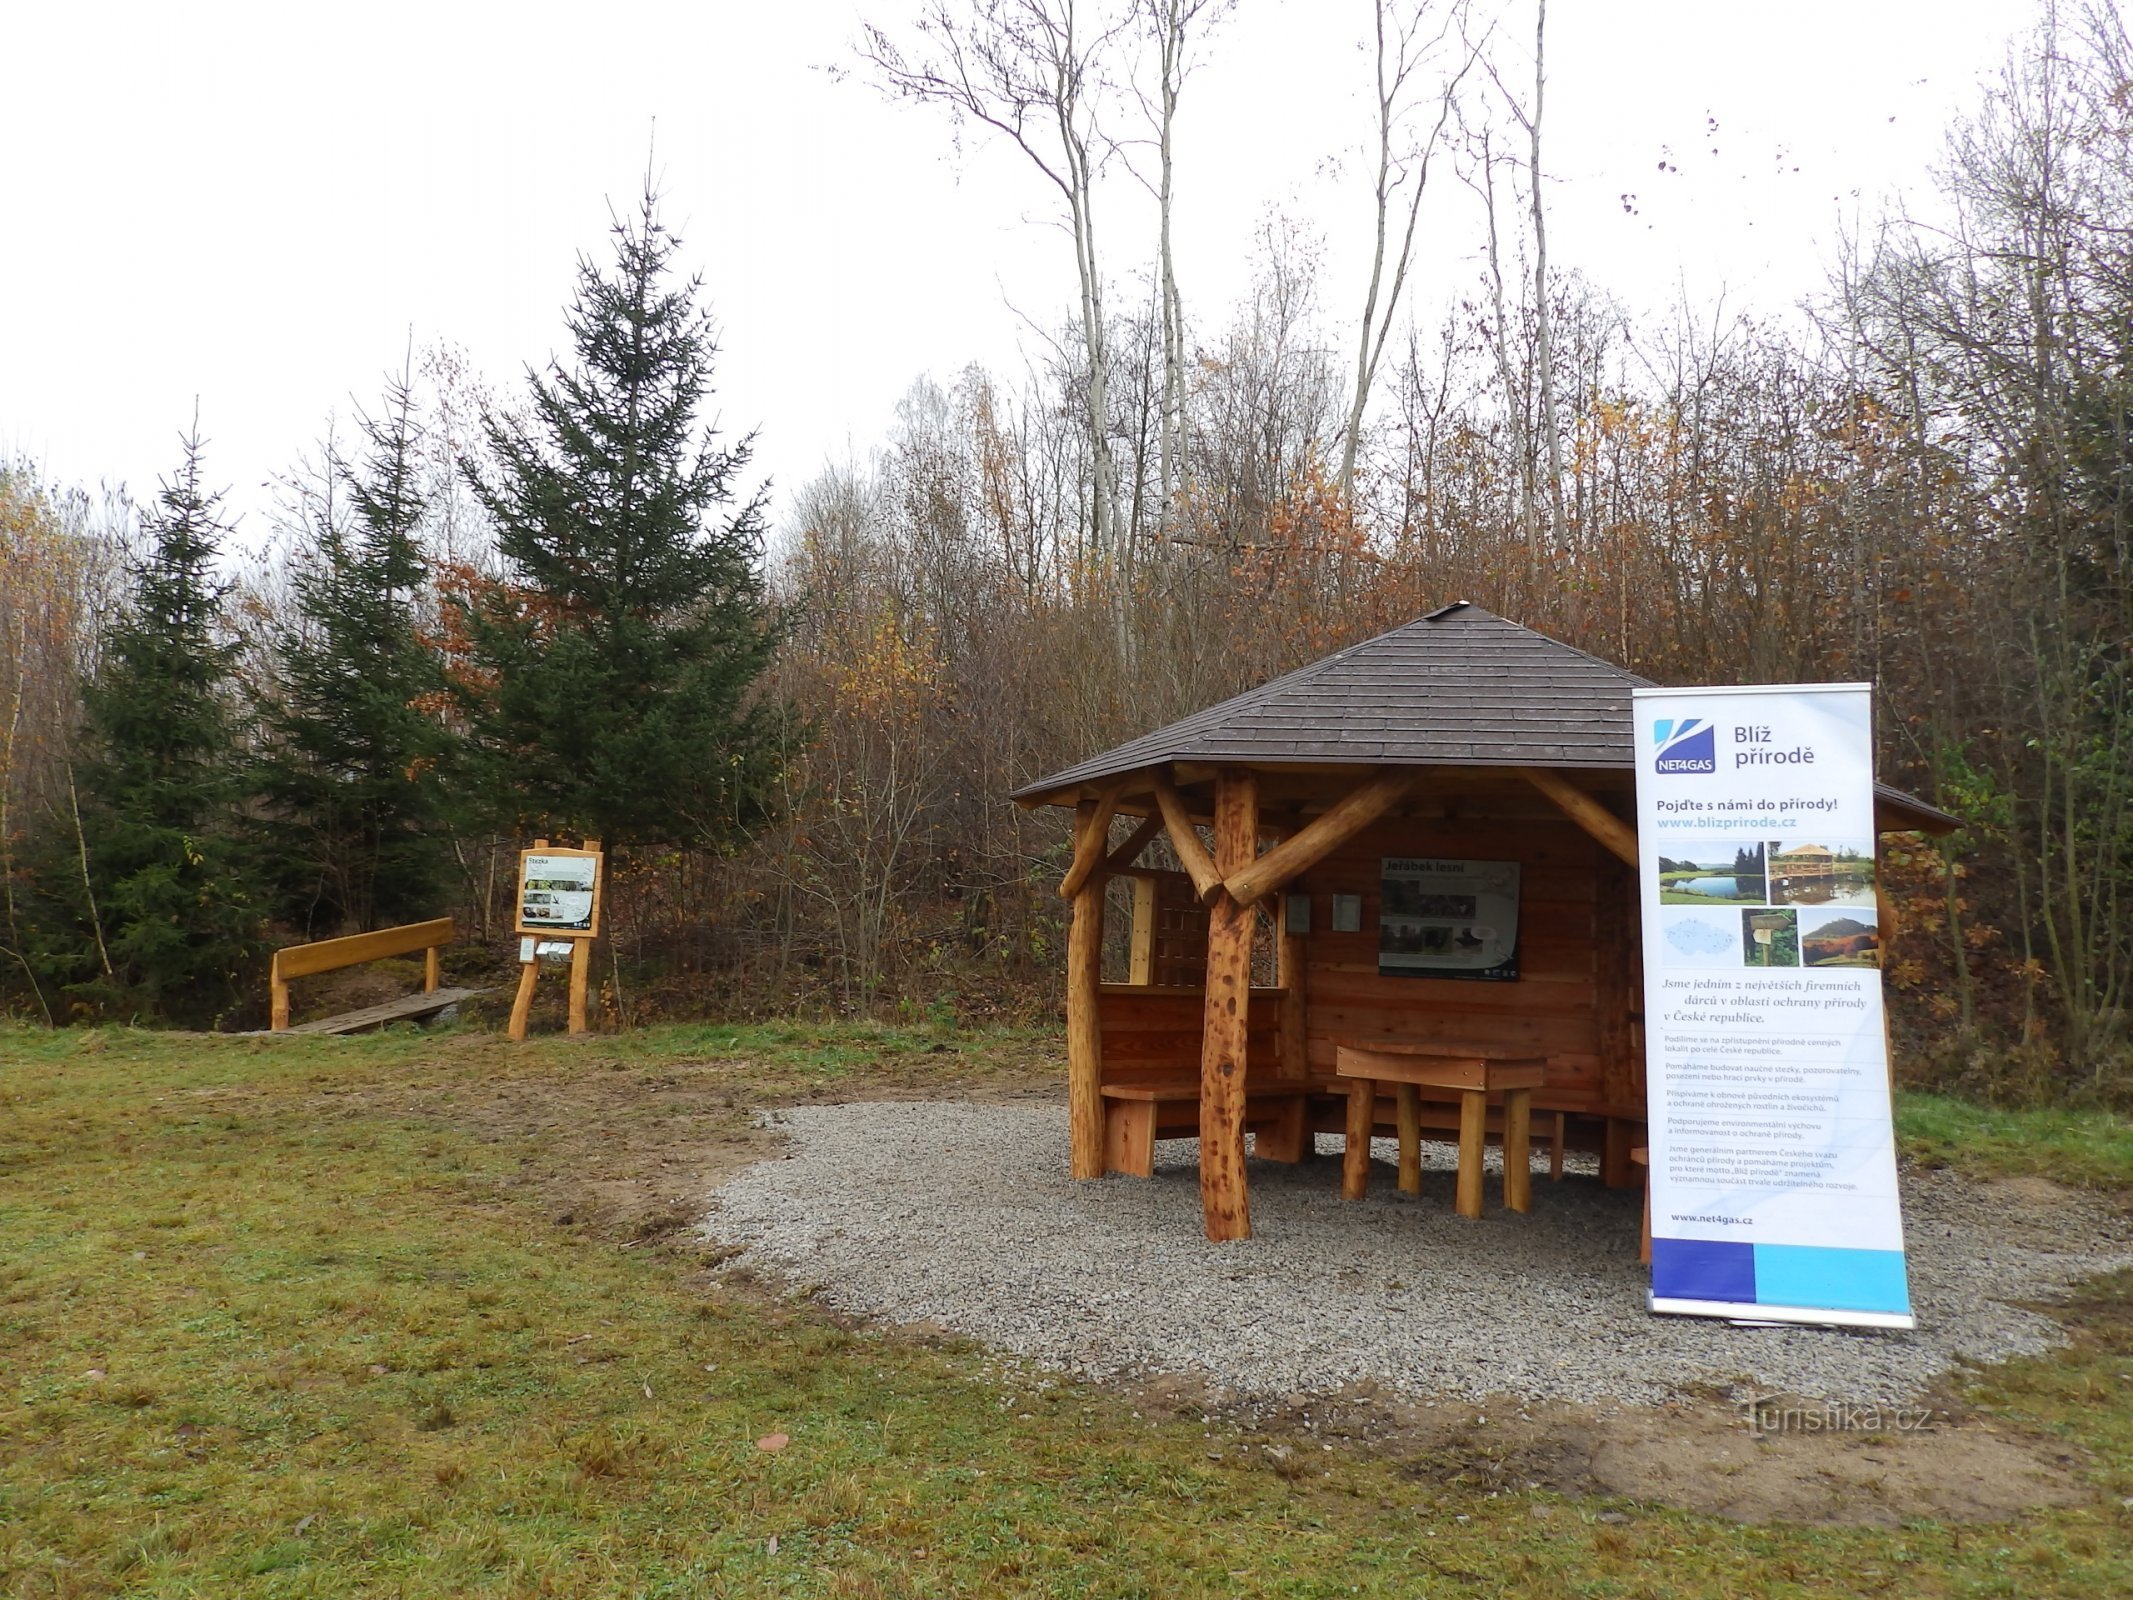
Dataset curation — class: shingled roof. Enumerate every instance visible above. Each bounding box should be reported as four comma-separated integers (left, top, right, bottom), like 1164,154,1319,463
1012,603,1957,832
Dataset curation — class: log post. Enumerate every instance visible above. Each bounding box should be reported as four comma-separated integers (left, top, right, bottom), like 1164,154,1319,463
1276,889,1308,1081
507,836,547,1043
1594,854,1643,1112
1877,881,1900,1091
1199,766,1258,1242
1066,801,1107,1180
1128,875,1156,986
566,837,602,1037
567,940,592,1036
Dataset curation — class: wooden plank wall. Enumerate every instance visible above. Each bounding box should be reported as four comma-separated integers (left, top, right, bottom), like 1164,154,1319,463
1284,815,1641,1118
1096,985,1285,1084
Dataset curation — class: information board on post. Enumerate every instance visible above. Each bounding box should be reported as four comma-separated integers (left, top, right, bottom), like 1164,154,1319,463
514,848,603,938
1631,683,1914,1329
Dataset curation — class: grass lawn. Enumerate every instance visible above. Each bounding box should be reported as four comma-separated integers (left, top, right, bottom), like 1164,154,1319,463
5,1021,2133,1597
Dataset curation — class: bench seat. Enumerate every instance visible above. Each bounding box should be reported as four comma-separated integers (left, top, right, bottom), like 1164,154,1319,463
1099,1076,1343,1176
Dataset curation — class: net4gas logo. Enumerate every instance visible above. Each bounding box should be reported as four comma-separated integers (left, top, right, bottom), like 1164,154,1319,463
1652,718,1716,774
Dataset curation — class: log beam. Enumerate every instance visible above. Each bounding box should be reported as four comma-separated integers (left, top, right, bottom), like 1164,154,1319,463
1152,766,1222,902
1057,778,1127,899
1102,810,1164,877
1222,769,1420,907
1199,766,1257,1242
1515,766,1639,867
1066,801,1107,1179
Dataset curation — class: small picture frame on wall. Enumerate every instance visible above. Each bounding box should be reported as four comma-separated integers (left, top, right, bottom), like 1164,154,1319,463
1331,894,1363,933
1284,892,1311,935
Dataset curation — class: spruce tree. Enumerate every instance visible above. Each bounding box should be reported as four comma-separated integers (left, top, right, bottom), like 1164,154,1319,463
257,374,450,935
455,184,780,849
53,427,262,1023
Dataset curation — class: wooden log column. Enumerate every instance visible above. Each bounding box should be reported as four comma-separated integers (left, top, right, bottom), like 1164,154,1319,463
1594,851,1647,1189
1065,799,1107,1180
1199,767,1258,1241
1275,886,1308,1081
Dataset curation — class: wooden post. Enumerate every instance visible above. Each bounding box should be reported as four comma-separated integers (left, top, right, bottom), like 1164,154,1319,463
1128,875,1156,986
270,956,291,1032
506,959,539,1042
1503,1089,1533,1213
506,837,547,1043
1594,855,1644,1113
423,943,441,995
1396,1083,1422,1194
1602,1115,1638,1189
566,838,602,1036
567,941,591,1036
1342,1081,1373,1200
1066,801,1107,1180
1456,1089,1487,1219
1877,882,1900,1092
1276,889,1308,1080
1199,766,1257,1242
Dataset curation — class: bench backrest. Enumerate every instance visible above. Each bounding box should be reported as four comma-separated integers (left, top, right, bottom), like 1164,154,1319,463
271,917,456,982
269,917,455,1030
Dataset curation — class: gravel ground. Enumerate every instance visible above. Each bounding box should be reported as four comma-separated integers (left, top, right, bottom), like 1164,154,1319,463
704,1101,2133,1406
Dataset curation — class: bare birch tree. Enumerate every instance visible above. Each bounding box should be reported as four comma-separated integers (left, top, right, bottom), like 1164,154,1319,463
862,2,1133,585
1338,0,1477,505
1480,0,1564,544
1127,0,1233,536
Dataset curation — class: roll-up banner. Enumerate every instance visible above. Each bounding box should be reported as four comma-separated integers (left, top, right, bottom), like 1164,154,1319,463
1631,684,1914,1329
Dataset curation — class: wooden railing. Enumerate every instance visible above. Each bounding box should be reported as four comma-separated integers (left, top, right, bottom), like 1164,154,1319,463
269,917,455,1031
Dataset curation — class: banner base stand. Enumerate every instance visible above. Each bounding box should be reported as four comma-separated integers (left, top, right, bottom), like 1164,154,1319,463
1649,1294,1916,1332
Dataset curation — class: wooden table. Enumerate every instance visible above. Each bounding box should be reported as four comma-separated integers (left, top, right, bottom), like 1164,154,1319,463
1334,1042,1548,1218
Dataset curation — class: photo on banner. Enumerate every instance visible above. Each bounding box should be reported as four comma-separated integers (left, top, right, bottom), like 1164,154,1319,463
1632,684,1913,1330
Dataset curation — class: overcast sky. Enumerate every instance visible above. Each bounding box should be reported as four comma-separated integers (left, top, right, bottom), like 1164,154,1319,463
1,1,2038,544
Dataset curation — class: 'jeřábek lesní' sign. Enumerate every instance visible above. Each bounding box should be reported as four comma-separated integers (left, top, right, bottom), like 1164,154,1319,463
1631,684,1913,1329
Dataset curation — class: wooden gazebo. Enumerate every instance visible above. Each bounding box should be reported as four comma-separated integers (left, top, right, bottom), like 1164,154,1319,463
1011,604,1957,1242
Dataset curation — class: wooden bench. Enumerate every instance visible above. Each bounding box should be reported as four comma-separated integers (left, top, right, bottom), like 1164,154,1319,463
1100,1076,1339,1177
268,917,487,1034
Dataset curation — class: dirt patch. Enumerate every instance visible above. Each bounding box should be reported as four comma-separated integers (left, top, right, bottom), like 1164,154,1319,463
318,1040,1059,1243
1078,1185,2128,1526
1111,1377,2091,1526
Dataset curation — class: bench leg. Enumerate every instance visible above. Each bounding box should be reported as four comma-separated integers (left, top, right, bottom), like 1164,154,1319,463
1503,1089,1532,1213
1602,1116,1639,1189
1396,1082,1422,1195
1456,1089,1486,1219
1255,1096,1309,1164
1549,1111,1566,1180
1342,1082,1373,1200
1104,1101,1157,1178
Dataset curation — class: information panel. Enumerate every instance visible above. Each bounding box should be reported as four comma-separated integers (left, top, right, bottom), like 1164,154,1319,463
1632,684,1913,1329
1378,858,1520,980
515,849,603,938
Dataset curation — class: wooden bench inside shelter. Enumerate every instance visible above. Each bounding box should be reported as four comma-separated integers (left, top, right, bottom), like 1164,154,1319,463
268,917,489,1034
